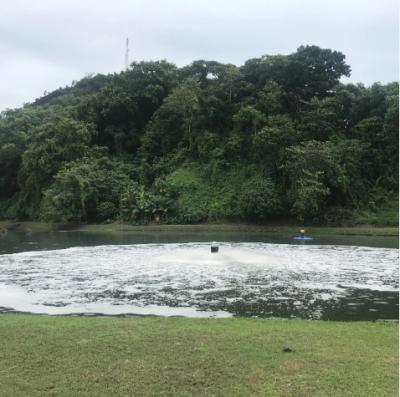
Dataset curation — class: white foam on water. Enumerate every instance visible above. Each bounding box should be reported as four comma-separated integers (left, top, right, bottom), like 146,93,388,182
0,242,398,317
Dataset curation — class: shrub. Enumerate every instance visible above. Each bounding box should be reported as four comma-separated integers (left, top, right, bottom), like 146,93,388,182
97,202,117,221
237,177,280,221
41,156,130,223
323,207,354,226
290,171,330,222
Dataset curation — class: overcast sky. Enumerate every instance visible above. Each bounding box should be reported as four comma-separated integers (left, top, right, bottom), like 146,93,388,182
1,0,398,111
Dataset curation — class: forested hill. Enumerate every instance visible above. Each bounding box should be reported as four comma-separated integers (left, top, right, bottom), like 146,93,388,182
0,45,398,225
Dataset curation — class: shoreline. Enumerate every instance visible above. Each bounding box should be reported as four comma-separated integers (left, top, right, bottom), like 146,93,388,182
0,221,398,236
0,310,398,322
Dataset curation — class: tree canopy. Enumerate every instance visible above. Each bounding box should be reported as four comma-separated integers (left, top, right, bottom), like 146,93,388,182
0,45,397,225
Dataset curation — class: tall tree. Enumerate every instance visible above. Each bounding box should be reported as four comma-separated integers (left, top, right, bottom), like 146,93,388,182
18,117,94,218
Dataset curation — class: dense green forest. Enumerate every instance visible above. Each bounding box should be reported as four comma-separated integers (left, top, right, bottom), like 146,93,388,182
0,45,398,225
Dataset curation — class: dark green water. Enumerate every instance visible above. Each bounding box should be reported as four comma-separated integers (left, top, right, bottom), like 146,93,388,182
0,229,397,255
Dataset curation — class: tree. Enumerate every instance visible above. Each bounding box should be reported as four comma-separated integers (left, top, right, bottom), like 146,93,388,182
282,141,343,219
119,181,176,224
252,115,297,174
233,106,265,135
241,54,289,89
81,86,138,153
382,92,399,187
281,136,372,220
298,97,342,140
0,107,58,202
241,46,351,102
286,45,351,99
258,81,286,115
0,48,396,225
291,170,330,222
41,156,132,222
237,176,280,220
19,117,94,218
161,78,201,151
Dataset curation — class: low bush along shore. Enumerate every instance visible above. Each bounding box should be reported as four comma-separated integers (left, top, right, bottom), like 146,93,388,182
0,314,397,396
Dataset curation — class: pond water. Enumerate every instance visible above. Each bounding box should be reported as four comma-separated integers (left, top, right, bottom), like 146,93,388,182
0,231,398,320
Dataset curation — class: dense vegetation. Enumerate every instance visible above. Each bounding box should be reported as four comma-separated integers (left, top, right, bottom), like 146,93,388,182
0,45,398,225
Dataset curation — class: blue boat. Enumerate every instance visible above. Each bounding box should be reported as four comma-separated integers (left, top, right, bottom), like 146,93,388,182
293,236,313,241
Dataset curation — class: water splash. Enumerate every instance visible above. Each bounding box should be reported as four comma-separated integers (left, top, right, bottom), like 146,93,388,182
0,243,398,319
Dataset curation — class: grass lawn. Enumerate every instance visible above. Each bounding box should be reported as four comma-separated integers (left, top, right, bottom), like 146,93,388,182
0,314,397,396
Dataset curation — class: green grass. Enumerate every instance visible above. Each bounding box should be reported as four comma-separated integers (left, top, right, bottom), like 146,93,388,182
0,314,398,396
0,221,398,236
76,223,399,236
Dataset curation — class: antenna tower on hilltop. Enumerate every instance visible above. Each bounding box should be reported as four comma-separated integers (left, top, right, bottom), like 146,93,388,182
125,38,130,70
